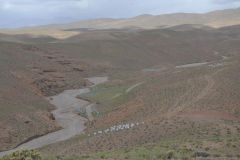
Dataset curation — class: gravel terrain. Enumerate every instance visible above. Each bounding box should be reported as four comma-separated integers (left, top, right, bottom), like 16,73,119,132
0,77,108,158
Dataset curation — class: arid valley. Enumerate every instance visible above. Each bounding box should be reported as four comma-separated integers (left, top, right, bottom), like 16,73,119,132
0,5,240,160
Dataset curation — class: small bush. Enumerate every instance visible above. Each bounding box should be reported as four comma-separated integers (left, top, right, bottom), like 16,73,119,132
166,150,175,159
81,155,90,159
139,153,150,159
226,143,231,147
160,150,175,160
226,154,234,158
212,154,221,157
232,144,237,148
193,151,210,158
157,154,163,159
2,149,42,160
205,147,210,151
100,154,105,159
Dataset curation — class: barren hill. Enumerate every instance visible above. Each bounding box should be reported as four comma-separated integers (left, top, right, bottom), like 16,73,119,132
1,8,239,39
17,8,240,30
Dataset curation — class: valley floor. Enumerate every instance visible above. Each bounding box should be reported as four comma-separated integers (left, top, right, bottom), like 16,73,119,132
38,55,240,159
1,25,240,159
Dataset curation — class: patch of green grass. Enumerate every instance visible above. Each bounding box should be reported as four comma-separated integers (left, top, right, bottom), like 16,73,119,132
85,82,137,114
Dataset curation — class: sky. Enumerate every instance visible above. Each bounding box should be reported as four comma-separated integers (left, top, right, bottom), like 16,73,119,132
0,0,240,29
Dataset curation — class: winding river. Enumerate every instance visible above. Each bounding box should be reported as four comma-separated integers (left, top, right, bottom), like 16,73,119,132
0,77,108,158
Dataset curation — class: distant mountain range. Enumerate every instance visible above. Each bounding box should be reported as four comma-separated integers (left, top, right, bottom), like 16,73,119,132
0,7,240,39
20,7,240,30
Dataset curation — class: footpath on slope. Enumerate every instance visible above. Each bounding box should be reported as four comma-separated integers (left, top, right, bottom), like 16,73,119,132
166,74,215,118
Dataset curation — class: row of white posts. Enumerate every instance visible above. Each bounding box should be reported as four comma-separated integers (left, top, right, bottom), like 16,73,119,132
88,122,144,136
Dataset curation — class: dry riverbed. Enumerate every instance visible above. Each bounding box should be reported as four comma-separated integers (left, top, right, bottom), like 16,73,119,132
0,77,108,158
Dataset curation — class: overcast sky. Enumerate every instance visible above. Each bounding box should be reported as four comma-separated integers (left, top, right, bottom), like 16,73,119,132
0,0,240,29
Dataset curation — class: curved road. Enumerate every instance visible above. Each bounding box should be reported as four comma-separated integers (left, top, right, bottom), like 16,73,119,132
0,77,108,158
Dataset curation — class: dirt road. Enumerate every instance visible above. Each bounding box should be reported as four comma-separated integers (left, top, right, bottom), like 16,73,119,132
126,82,144,93
0,77,108,158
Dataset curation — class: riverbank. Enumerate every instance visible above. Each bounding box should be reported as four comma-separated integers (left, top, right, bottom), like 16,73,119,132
0,77,108,158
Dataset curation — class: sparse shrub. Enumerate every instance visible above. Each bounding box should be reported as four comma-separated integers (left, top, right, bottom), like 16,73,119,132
193,151,210,158
227,128,231,135
139,152,150,159
179,148,193,160
226,154,234,158
43,155,57,160
166,150,175,159
237,127,240,133
81,155,90,159
205,147,210,151
124,148,130,153
212,154,221,158
157,154,163,159
180,156,191,160
226,142,231,147
2,149,42,160
100,154,105,159
56,155,64,160
63,155,80,160
124,155,129,159
160,150,175,160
